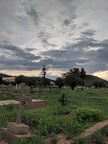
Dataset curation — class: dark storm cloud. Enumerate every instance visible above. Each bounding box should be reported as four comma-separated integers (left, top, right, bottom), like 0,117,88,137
41,49,90,70
72,37,108,51
69,38,108,73
63,19,70,26
38,57,82,69
0,44,41,70
42,39,57,47
27,6,39,25
38,31,57,47
86,46,108,62
1,0,108,79
2,40,10,44
81,29,95,37
26,48,36,51
41,34,108,73
0,44,40,60
42,49,84,60
71,37,98,49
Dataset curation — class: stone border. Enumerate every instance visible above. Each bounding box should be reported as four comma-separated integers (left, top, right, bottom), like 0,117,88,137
79,120,108,138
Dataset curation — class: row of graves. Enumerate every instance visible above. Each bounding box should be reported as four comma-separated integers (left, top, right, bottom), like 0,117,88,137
1,83,45,143
0,84,13,96
0,83,45,107
30,85,60,93
0,83,104,143
0,83,96,143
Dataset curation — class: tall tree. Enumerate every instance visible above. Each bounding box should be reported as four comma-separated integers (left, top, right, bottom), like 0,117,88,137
80,68,86,78
63,68,85,90
92,81,105,88
64,75,84,90
15,75,27,84
55,77,64,88
40,78,50,87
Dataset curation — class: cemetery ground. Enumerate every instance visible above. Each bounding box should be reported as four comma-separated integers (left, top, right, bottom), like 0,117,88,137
1,87,108,143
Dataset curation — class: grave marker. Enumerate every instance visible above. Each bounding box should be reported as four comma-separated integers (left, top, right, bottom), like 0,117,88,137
15,83,32,124
0,84,12,96
2,83,32,142
59,93,67,106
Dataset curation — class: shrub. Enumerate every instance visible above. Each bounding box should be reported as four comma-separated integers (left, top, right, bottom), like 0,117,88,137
73,108,103,124
59,118,83,137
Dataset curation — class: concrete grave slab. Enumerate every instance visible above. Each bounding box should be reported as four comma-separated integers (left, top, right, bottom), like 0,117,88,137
0,99,45,107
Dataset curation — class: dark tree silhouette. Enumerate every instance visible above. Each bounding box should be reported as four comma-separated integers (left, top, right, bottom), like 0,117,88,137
63,68,85,90
55,77,64,88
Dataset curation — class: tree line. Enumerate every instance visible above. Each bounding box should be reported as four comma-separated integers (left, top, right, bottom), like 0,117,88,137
0,67,106,89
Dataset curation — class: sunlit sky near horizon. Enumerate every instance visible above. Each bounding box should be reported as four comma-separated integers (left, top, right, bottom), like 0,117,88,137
0,0,108,80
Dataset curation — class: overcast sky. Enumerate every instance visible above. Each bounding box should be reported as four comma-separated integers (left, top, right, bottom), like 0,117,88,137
0,0,108,80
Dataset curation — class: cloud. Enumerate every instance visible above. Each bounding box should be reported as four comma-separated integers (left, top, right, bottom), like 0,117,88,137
93,70,108,81
41,32,108,74
26,5,39,25
81,29,95,37
0,0,108,80
37,31,57,47
0,44,41,70
42,39,57,47
26,48,36,51
63,19,70,26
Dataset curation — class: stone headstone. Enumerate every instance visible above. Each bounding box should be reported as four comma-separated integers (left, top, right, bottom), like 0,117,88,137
8,84,12,96
15,83,32,124
16,84,18,90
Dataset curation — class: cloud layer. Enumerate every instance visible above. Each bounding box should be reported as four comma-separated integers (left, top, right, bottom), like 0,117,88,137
0,0,108,79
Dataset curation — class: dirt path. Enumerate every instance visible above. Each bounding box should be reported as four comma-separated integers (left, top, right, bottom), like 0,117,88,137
56,133,72,144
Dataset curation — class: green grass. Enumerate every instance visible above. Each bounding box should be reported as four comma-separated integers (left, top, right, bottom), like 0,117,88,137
1,87,108,143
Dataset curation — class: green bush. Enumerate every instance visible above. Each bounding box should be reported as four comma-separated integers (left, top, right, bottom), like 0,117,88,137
59,118,83,137
73,108,103,123
50,104,71,115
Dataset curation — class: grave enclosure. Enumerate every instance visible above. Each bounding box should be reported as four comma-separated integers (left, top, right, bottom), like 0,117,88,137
30,86,60,93
2,83,33,142
0,84,13,96
1,83,45,143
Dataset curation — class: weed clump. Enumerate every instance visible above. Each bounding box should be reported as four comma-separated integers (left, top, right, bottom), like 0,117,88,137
73,107,103,124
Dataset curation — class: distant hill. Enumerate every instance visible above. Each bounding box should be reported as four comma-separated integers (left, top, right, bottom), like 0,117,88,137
84,75,108,87
0,73,12,78
0,73,108,87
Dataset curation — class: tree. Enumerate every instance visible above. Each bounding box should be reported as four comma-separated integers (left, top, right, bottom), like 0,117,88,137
92,81,105,88
64,75,84,90
72,68,80,76
15,75,27,84
27,77,37,86
68,68,86,78
80,68,86,78
55,77,64,88
63,68,85,90
40,78,50,87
